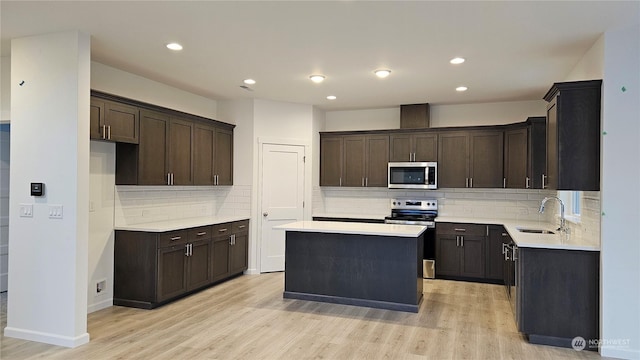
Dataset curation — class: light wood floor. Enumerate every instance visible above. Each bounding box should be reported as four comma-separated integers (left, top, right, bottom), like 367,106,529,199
1,273,602,359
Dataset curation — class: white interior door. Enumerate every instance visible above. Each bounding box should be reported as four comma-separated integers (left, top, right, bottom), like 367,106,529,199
260,143,305,273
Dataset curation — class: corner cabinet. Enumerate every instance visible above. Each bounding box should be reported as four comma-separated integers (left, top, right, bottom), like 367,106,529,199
543,80,601,191
114,219,249,309
319,133,389,187
91,91,235,186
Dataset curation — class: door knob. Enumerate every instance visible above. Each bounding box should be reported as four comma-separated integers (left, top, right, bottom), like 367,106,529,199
263,212,268,217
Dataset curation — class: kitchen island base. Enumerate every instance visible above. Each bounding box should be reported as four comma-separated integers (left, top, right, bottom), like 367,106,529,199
284,230,424,313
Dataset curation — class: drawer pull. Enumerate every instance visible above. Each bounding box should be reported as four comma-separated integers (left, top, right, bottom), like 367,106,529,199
170,236,182,241
454,228,466,232
502,233,508,236
196,232,207,236
238,225,246,229
218,228,228,233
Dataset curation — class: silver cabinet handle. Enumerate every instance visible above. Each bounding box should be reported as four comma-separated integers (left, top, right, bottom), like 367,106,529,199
461,236,464,247
454,228,466,232
171,173,174,185
238,225,246,229
503,178,506,188
502,233,508,236
486,226,489,236
339,177,342,186
170,236,181,241
107,125,111,140
465,178,469,188
470,178,473,188
526,177,530,189
167,173,171,185
365,178,368,187
101,125,106,139
542,174,547,189
218,228,228,233
196,232,207,236
263,212,268,217
185,244,189,256
456,235,459,247
362,178,364,187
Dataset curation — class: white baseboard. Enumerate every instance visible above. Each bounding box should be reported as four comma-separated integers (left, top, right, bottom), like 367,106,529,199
245,268,260,275
87,298,113,314
4,327,90,348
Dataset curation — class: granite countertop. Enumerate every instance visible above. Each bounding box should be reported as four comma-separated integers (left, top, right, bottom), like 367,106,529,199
115,215,250,232
435,216,600,251
276,221,427,238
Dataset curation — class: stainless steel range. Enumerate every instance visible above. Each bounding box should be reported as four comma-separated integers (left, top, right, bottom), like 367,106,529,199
384,198,438,279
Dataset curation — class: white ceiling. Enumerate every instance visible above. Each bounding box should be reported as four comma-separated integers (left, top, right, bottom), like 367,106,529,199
1,1,637,111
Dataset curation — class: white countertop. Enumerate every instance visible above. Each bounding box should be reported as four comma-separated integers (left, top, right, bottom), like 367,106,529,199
276,221,427,238
436,216,599,251
115,215,250,232
312,213,387,221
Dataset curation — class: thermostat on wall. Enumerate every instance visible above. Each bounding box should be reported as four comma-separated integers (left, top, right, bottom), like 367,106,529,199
31,182,44,197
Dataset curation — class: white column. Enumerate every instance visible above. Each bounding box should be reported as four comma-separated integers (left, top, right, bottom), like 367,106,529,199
601,21,640,359
5,31,90,348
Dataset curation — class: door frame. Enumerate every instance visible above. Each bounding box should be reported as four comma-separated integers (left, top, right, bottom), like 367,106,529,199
256,137,311,273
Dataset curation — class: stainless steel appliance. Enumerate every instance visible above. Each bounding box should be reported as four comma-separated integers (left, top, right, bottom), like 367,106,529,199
502,238,519,326
388,162,437,189
384,198,438,278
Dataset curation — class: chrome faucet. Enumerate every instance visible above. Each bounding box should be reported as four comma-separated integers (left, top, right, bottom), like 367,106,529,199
539,196,568,233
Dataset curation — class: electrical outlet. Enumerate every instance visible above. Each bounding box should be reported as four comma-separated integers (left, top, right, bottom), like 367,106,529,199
96,280,106,295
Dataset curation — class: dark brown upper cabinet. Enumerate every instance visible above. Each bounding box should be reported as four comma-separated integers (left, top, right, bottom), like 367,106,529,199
168,117,194,185
214,128,234,186
438,130,503,188
400,104,430,129
389,132,437,162
503,124,528,188
543,80,601,191
90,97,139,143
319,133,388,187
527,117,546,189
137,109,170,185
193,123,233,186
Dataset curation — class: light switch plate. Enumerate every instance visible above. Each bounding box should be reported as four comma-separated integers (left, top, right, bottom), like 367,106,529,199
19,204,33,217
48,205,63,219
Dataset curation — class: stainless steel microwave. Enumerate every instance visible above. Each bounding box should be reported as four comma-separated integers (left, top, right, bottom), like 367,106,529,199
388,162,438,189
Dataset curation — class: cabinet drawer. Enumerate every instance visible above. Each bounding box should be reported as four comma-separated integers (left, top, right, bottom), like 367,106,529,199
213,223,232,237
188,226,212,241
437,223,486,236
158,230,189,248
232,220,249,233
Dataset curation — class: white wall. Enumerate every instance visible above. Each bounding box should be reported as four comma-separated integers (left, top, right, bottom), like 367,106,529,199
565,35,605,81
601,20,640,359
6,31,90,347
91,62,218,120
323,100,546,131
0,125,9,292
1,56,10,121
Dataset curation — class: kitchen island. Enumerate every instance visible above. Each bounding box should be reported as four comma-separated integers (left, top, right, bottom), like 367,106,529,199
276,221,426,313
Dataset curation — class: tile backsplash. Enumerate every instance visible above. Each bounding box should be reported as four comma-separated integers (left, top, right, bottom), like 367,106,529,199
115,185,251,226
314,186,601,242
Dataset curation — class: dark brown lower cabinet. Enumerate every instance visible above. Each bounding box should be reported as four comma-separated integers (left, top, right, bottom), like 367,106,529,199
114,219,249,309
485,225,509,282
436,223,485,279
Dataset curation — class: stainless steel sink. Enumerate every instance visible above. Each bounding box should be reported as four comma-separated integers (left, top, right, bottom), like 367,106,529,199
517,228,555,234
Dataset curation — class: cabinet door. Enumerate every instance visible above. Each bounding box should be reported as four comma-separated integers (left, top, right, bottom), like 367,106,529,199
211,236,230,282
365,135,389,187
169,118,194,185
469,130,504,188
229,231,248,275
545,97,558,190
438,132,469,188
389,134,412,162
528,118,546,189
157,245,188,302
90,98,105,140
214,128,234,185
486,226,507,281
186,239,212,291
504,127,528,188
194,124,215,185
343,135,366,187
460,235,485,278
320,136,343,186
413,133,438,162
436,235,461,277
138,110,169,185
104,101,139,144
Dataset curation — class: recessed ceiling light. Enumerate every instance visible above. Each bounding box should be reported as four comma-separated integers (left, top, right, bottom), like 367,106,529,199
166,42,183,51
243,79,256,85
456,86,468,92
310,75,326,83
450,57,465,65
327,95,337,100
374,69,391,78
